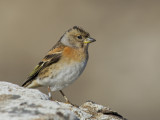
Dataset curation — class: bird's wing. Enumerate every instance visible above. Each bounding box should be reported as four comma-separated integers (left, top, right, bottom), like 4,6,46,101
22,51,62,87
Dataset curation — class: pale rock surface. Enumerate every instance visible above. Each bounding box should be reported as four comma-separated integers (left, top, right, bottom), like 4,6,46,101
0,82,127,120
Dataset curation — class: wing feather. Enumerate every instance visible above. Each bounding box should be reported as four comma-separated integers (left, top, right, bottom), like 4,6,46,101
22,52,62,87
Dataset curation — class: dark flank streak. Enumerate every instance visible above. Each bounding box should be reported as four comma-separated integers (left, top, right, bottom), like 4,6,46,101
47,54,61,66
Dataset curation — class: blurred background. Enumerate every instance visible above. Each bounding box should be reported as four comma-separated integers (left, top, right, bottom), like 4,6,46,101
0,0,160,120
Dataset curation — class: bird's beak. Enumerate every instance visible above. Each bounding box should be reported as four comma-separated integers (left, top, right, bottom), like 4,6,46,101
84,37,96,44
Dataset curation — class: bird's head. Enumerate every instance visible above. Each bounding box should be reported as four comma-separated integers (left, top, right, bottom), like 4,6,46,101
60,26,96,48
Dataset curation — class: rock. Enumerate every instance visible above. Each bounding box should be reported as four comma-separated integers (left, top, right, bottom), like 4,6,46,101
0,81,127,120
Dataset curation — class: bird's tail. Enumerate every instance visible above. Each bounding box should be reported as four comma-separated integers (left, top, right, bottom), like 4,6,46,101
22,80,41,88
22,79,31,87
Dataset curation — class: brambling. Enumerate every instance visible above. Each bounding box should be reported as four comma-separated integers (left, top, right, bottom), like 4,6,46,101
22,26,96,104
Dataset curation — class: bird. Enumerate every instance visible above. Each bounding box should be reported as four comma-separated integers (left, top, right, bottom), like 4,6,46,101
22,26,96,104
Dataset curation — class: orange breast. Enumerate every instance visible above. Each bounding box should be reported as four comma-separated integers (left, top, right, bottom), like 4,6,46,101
62,47,86,62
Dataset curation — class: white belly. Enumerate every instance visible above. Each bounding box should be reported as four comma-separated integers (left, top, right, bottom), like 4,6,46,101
37,60,87,91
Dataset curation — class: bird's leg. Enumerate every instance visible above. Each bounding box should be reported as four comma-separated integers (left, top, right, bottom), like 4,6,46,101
48,86,53,100
59,90,70,103
59,90,79,107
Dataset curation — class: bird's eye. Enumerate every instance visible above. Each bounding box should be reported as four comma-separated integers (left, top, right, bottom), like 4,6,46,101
77,35,82,39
